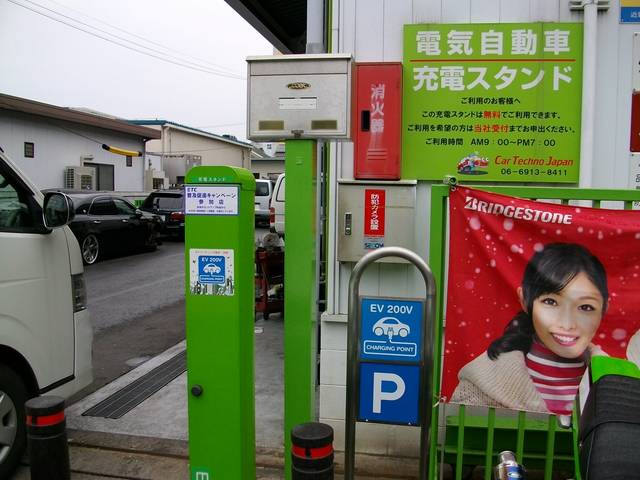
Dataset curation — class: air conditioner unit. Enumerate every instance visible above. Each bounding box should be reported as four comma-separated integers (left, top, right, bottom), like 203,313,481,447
185,154,202,169
64,166,96,190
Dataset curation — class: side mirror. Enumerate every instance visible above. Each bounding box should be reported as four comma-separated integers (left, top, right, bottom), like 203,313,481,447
134,209,144,217
43,192,74,229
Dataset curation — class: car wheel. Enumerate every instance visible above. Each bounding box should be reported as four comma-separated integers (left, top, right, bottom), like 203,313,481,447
0,365,27,479
399,328,409,338
374,327,384,336
81,234,100,265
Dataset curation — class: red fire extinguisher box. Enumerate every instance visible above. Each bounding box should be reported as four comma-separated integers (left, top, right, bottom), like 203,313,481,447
353,63,402,180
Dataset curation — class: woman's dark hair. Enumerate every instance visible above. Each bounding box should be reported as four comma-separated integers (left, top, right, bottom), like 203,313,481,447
487,243,608,359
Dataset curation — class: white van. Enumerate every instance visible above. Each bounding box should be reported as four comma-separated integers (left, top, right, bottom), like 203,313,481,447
269,173,285,237
0,150,93,477
254,178,274,226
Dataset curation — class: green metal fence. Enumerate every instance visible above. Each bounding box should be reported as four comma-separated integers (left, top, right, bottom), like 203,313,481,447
427,183,640,480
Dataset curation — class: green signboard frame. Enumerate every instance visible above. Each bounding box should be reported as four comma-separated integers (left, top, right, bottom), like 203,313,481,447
185,166,256,480
402,23,583,183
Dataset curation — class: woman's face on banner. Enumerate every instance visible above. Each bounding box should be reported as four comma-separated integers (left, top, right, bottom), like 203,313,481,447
531,271,605,359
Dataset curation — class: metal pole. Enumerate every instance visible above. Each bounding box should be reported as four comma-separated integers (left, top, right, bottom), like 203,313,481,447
344,246,437,480
284,140,318,480
306,0,325,54
579,0,598,189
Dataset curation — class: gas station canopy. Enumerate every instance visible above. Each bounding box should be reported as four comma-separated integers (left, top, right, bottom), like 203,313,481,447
223,0,307,54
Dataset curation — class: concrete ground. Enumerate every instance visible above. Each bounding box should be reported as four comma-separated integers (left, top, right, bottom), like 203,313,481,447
12,447,413,480
63,313,284,450
11,312,285,479
11,311,426,479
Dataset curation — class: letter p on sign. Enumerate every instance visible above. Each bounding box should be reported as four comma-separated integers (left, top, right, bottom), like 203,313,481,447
373,373,405,413
359,363,419,425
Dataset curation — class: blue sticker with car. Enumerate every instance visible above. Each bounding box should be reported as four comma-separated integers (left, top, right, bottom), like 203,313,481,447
198,255,225,284
360,297,423,363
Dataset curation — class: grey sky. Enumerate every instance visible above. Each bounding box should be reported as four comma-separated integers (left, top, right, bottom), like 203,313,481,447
0,0,274,140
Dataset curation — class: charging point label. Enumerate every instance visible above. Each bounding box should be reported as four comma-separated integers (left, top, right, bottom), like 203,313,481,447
360,298,423,362
198,255,225,284
189,249,234,296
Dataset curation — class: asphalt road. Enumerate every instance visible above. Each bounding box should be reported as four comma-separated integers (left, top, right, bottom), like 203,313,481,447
72,228,271,401
84,228,273,332
83,239,186,332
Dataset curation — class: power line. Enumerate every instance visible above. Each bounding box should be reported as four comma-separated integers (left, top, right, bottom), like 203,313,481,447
146,144,252,155
44,0,242,77
17,0,243,77
25,115,122,148
9,0,244,78
6,0,246,79
46,120,104,145
36,116,244,151
40,119,251,154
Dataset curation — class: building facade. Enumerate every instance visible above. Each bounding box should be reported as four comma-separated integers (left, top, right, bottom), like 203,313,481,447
130,120,252,187
251,142,284,180
0,93,159,191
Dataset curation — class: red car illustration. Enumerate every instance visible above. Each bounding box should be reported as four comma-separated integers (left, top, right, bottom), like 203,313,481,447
457,153,489,175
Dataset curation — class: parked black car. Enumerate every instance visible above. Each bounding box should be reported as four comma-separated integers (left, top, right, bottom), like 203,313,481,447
139,189,185,238
44,190,162,265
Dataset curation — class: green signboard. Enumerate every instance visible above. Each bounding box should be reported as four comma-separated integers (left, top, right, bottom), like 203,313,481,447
402,23,583,182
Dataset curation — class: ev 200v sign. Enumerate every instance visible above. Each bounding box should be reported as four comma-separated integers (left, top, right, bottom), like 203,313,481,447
358,297,424,425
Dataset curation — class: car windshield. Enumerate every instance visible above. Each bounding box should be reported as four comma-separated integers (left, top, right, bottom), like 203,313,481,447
256,182,270,196
143,194,182,210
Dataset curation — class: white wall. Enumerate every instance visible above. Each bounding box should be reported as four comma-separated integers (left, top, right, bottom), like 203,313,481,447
251,159,284,179
144,126,251,183
166,128,250,170
0,110,146,191
321,0,636,457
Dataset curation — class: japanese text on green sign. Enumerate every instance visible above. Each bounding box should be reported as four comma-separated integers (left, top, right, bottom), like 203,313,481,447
402,23,583,183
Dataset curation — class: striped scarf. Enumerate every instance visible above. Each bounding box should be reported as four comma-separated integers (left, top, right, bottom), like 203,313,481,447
525,340,586,415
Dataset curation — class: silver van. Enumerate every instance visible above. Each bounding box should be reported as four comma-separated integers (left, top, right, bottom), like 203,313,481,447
269,173,285,237
254,178,274,226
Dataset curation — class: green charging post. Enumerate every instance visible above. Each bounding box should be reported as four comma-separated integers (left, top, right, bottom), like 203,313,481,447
184,166,256,480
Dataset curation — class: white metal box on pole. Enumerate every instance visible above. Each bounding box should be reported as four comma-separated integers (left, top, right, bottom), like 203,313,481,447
246,54,353,141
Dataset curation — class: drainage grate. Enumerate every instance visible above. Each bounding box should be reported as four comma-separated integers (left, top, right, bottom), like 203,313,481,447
82,350,186,419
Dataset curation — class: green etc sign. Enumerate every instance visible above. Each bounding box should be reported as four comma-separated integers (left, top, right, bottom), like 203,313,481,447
402,23,583,183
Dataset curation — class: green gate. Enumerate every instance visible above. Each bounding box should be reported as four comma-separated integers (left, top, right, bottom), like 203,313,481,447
427,182,640,480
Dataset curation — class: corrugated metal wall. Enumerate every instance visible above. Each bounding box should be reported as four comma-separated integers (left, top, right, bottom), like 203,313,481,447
320,0,636,456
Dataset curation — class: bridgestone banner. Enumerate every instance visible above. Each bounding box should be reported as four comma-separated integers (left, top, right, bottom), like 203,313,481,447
442,187,640,414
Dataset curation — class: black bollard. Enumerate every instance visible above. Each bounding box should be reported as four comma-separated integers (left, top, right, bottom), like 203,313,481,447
291,422,334,480
25,396,70,480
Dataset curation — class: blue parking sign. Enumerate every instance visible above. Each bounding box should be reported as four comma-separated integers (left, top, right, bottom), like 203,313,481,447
360,298,423,363
358,363,420,425
198,255,225,284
